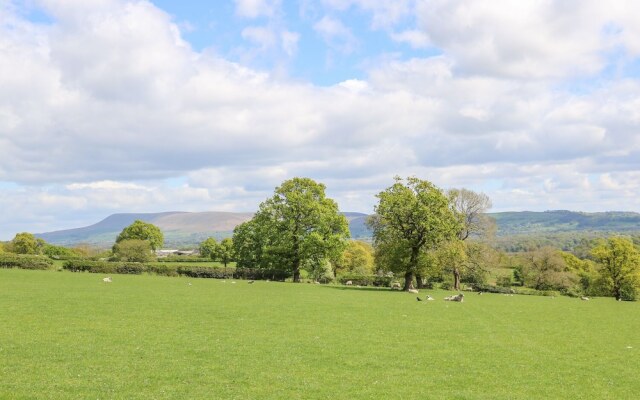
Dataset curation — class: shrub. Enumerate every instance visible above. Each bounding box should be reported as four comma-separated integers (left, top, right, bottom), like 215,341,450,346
146,263,179,277
619,282,637,301
62,260,144,275
474,284,513,294
234,268,289,281
337,275,393,287
0,254,53,270
496,276,512,288
177,266,228,279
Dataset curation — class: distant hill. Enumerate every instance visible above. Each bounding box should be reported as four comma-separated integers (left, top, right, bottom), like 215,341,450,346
36,209,640,248
490,210,640,235
36,211,373,248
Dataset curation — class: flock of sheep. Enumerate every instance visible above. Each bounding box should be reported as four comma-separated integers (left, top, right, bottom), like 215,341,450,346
101,276,592,302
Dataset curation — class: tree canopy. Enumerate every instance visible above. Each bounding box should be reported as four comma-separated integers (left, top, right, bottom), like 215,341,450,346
369,176,460,291
11,232,40,254
233,177,350,282
591,237,640,300
115,220,164,251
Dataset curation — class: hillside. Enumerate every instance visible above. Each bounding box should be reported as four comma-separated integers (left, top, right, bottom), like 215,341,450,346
36,209,640,248
36,211,372,248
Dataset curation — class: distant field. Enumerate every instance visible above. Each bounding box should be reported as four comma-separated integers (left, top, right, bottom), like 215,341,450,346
1,269,639,399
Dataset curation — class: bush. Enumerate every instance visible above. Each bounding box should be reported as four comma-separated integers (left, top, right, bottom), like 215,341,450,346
474,284,514,294
63,260,144,275
496,276,512,288
145,263,179,277
619,282,637,301
0,254,53,270
234,268,289,281
337,275,393,287
177,266,228,279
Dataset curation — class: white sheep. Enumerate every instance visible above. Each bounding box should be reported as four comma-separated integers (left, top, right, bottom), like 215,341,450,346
390,282,402,290
426,295,434,301
580,296,590,301
444,294,464,302
102,277,112,283
408,288,419,294
345,280,353,286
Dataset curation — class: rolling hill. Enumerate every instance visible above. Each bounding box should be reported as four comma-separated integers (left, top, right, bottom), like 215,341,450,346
35,209,640,248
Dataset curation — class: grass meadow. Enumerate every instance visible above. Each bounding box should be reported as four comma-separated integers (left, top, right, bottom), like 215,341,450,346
1,268,639,399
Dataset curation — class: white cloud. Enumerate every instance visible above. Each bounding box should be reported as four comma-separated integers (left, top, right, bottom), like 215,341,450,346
390,29,430,49
234,0,281,18
313,15,358,54
2,0,640,238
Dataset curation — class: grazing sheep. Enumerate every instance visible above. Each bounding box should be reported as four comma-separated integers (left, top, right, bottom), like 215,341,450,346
102,277,112,283
580,296,590,301
345,280,353,286
314,281,320,284
444,294,464,302
391,282,402,290
426,295,434,301
248,280,255,284
477,292,483,295
408,288,419,294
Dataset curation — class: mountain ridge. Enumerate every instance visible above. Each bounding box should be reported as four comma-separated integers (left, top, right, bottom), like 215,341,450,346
35,209,640,248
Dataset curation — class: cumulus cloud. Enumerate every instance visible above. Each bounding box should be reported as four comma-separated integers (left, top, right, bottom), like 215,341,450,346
1,0,640,238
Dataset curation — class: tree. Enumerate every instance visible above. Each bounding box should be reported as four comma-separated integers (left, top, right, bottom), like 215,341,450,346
434,239,468,290
335,241,375,276
113,239,154,262
11,232,40,254
591,237,640,300
447,188,494,241
233,177,350,282
520,247,576,291
199,237,219,259
115,220,164,251
369,176,460,291
215,238,235,276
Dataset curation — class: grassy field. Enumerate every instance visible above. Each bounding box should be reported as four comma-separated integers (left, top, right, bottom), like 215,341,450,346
1,269,639,399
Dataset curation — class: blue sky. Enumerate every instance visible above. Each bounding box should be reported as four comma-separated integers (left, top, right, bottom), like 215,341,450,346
1,0,640,239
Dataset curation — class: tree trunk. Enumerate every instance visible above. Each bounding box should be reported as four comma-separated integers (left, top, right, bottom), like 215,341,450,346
416,274,424,289
403,271,414,291
453,268,461,291
293,257,301,283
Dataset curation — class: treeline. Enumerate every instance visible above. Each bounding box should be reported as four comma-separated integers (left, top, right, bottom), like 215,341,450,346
3,176,640,301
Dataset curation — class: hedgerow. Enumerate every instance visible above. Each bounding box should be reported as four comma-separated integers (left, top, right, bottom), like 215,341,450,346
0,254,53,270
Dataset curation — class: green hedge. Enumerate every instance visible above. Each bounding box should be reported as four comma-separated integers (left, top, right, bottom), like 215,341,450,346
233,268,289,281
338,275,393,287
155,256,211,263
62,260,144,274
0,254,53,270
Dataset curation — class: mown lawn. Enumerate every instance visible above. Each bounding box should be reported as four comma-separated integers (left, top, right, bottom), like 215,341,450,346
1,268,639,399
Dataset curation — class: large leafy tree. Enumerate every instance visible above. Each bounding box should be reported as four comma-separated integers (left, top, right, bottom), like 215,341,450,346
199,237,219,259
113,239,154,262
335,240,375,276
215,238,235,276
369,177,460,291
591,237,640,300
233,177,350,282
11,232,41,254
115,220,164,251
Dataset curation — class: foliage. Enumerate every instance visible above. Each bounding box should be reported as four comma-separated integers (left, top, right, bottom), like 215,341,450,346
233,267,290,281
433,239,468,290
115,220,164,251
112,239,155,263
232,177,350,282
369,176,460,290
591,237,640,300
448,188,494,240
176,266,228,279
215,238,235,268
63,260,144,274
42,244,83,259
0,254,53,270
519,247,578,292
199,237,219,259
335,240,375,276
337,275,393,287
11,232,41,255
305,258,335,283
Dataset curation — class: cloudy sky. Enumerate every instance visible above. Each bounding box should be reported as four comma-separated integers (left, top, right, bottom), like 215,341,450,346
1,0,640,239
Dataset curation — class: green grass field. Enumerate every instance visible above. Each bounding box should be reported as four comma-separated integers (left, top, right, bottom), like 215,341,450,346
1,269,639,399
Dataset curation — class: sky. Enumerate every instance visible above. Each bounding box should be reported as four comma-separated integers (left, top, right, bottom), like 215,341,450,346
1,0,640,239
